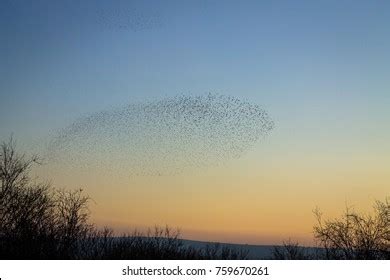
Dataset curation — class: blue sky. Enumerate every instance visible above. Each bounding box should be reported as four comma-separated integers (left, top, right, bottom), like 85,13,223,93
1,0,389,159
1,0,389,243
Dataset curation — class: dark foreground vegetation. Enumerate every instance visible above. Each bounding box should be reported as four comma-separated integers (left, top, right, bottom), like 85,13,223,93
1,137,388,259
0,137,247,259
271,199,389,260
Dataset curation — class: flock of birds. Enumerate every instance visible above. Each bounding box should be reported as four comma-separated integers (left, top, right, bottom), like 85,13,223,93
49,94,274,176
97,7,163,31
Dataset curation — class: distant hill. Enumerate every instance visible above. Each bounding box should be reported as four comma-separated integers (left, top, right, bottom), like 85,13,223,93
180,239,321,259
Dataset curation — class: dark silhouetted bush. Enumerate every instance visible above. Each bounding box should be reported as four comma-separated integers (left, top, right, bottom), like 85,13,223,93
271,239,312,260
313,199,389,260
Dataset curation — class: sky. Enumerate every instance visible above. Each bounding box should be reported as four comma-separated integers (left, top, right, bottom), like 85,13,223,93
0,0,389,245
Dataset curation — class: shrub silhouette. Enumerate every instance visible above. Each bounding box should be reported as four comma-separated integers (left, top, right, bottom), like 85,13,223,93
272,200,389,260
313,199,389,260
271,239,312,260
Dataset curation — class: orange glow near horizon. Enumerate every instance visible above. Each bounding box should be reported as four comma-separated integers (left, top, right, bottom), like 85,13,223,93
35,137,390,246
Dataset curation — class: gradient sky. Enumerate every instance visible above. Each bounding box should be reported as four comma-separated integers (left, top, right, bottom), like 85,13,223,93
1,0,389,245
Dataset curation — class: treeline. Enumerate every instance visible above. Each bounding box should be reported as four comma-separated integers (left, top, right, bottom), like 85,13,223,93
1,137,388,259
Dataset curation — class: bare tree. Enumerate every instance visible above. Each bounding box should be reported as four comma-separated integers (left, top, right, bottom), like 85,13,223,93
0,137,56,258
313,198,389,260
0,137,40,229
0,137,93,259
54,188,93,257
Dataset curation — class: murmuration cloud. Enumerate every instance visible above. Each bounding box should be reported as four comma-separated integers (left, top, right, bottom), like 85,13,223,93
97,7,163,31
48,94,274,176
